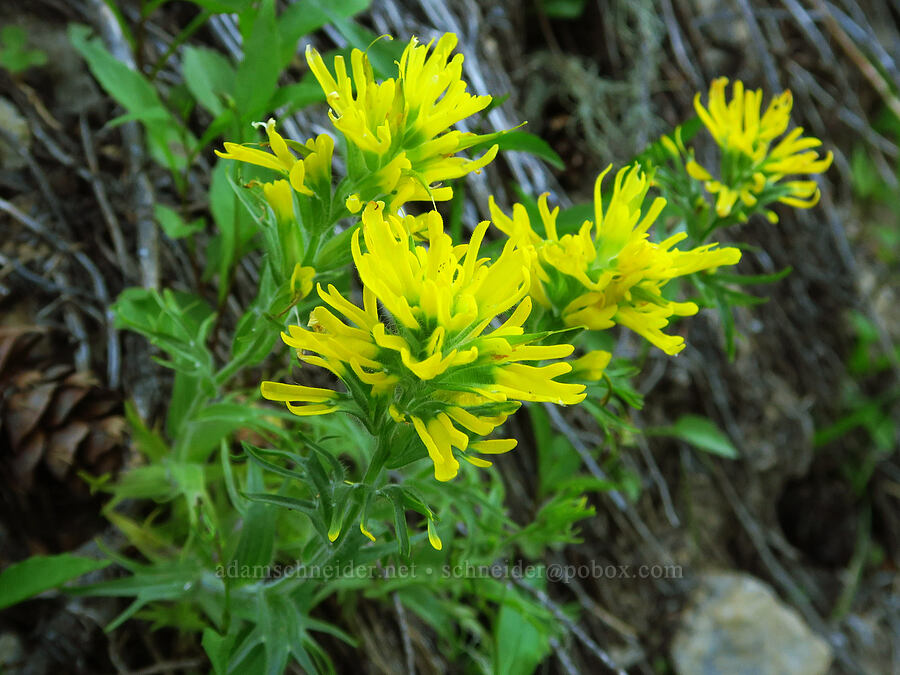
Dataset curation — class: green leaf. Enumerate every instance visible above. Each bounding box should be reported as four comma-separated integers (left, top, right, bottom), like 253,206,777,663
203,628,237,675
155,203,205,239
124,400,169,461
267,79,326,114
169,461,207,508
113,465,178,500
188,0,254,12
230,463,276,571
104,108,173,128
242,492,317,513
167,371,212,438
71,559,208,632
660,414,739,458
493,593,552,675
712,266,792,286
234,0,281,122
531,404,603,498
315,222,357,270
182,45,235,116
176,401,279,463
112,287,215,377
229,304,279,367
540,0,588,19
470,130,564,169
278,0,371,67
104,511,173,562
0,554,110,610
227,263,284,368
384,490,411,558
209,161,259,301
242,442,307,482
0,25,48,74
69,24,194,173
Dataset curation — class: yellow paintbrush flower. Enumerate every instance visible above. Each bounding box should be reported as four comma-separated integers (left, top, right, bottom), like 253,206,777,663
216,119,312,196
571,350,612,380
305,33,501,212
490,165,742,355
259,179,294,225
215,120,334,203
689,77,832,221
261,201,585,482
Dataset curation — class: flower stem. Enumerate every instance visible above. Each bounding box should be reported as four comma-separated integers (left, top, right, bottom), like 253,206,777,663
361,429,391,487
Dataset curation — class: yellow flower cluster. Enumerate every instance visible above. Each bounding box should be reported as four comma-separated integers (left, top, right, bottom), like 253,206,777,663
262,202,585,482
215,119,335,224
688,78,833,220
490,166,742,355
306,33,500,212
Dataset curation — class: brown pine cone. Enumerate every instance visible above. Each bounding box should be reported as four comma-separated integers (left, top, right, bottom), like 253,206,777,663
0,326,126,495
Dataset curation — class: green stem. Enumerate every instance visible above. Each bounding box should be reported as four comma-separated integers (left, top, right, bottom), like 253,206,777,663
361,430,391,487
696,213,732,244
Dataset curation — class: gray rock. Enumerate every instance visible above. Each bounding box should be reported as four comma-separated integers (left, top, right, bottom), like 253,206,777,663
672,572,833,675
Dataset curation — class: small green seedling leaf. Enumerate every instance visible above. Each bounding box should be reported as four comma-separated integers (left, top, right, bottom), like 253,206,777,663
0,26,48,73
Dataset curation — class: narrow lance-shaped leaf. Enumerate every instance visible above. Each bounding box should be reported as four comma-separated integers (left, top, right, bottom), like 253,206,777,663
0,554,110,610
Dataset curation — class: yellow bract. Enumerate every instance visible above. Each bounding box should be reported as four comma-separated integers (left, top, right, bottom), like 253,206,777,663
692,77,833,219
571,350,612,380
215,120,338,230
260,180,294,225
289,264,316,300
215,119,321,197
261,202,585,482
305,33,500,211
490,165,742,355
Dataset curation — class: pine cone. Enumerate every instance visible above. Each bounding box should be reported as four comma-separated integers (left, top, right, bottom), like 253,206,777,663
0,326,126,494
